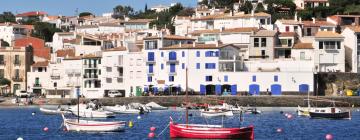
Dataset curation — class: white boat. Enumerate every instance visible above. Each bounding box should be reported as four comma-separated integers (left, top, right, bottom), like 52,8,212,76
245,108,262,114
145,102,168,110
128,103,152,113
297,105,310,116
69,104,115,118
62,114,125,132
40,107,70,115
309,107,351,119
208,103,242,114
200,109,234,117
104,105,141,114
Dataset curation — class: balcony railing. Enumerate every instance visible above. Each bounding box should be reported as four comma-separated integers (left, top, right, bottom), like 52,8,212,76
14,60,21,66
33,84,42,87
12,77,23,82
83,64,98,69
219,56,242,61
51,74,61,80
83,74,98,78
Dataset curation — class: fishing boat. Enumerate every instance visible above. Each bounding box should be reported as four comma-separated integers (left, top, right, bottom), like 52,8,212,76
128,102,152,113
68,104,115,118
103,105,142,114
200,109,234,117
169,67,254,139
62,114,126,132
297,105,310,116
40,107,70,115
309,107,351,119
145,102,168,110
245,108,262,114
208,103,243,114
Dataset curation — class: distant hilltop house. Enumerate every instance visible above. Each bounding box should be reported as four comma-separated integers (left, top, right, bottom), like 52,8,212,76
294,0,329,9
15,11,48,22
151,3,177,13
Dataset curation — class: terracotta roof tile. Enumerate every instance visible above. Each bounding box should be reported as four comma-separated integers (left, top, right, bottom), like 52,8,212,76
315,31,343,38
302,20,335,27
144,35,195,40
252,30,278,37
32,61,48,67
191,12,270,21
103,47,127,52
159,43,218,50
277,19,303,25
16,11,47,17
279,32,297,37
293,43,313,49
190,27,258,35
346,26,360,32
56,49,75,58
14,37,50,60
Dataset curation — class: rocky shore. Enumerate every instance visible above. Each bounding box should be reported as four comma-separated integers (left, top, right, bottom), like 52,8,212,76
5,95,356,107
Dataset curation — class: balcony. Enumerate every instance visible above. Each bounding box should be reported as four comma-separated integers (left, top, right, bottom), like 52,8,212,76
51,74,61,80
12,77,23,82
168,70,177,75
33,84,42,89
83,74,98,79
0,61,5,65
146,58,156,64
83,64,98,69
219,56,242,61
14,60,21,66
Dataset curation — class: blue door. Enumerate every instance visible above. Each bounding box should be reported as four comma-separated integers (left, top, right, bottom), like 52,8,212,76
144,87,149,92
200,85,206,95
299,84,309,93
149,64,154,73
170,64,176,73
271,84,282,95
148,52,154,61
249,84,260,95
169,51,177,60
153,87,158,94
215,84,222,95
231,85,237,95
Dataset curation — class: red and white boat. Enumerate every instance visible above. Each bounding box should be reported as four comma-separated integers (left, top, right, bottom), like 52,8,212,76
169,68,254,139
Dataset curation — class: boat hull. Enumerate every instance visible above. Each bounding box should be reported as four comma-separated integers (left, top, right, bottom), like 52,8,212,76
40,108,69,115
170,123,254,139
104,106,140,114
64,119,126,132
297,106,310,117
309,112,350,119
201,110,234,117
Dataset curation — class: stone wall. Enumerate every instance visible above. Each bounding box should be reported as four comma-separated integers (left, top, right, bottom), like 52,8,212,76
317,73,360,96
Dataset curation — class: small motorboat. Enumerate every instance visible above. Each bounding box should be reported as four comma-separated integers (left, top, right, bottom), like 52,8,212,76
297,105,310,117
104,105,142,114
128,103,152,113
309,107,351,119
145,102,168,110
40,107,70,115
69,104,115,118
245,108,261,114
200,109,234,117
208,103,242,114
62,114,125,132
170,122,254,139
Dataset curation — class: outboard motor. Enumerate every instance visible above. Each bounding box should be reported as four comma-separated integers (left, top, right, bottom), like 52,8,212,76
139,107,145,115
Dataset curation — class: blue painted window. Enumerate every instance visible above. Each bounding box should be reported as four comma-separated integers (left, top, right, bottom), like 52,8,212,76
196,63,200,69
205,63,216,69
147,76,152,82
169,76,174,82
205,76,212,82
252,75,256,82
182,63,185,69
182,51,185,57
224,75,228,82
161,63,164,70
170,64,176,73
215,51,219,57
196,51,200,57
274,75,278,82
147,52,155,61
161,52,164,57
169,51,177,60
149,64,154,73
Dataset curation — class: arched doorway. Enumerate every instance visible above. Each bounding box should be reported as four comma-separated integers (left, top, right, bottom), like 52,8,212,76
222,84,231,95
299,84,309,93
249,84,260,95
271,84,282,95
206,84,215,95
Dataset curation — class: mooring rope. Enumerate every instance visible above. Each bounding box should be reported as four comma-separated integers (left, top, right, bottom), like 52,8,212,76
156,113,183,137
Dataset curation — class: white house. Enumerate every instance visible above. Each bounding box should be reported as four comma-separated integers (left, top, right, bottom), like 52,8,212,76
52,32,75,52
342,26,360,73
0,23,32,46
294,0,329,9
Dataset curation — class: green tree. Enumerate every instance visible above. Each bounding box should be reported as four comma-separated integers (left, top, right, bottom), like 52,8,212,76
344,4,360,14
298,10,313,20
79,12,93,17
0,78,11,86
240,1,253,14
255,3,265,13
31,22,62,42
113,5,134,19
177,8,195,17
0,12,15,23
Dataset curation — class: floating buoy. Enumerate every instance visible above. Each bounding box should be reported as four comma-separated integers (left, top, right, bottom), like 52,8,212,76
137,116,141,120
325,134,333,140
43,127,49,132
63,127,67,131
150,126,156,132
280,111,283,114
284,113,289,117
32,112,35,116
352,104,355,108
276,128,282,133
148,132,155,138
128,121,133,128
17,137,23,140
287,114,293,119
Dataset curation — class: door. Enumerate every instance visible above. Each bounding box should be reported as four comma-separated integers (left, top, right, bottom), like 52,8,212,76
299,84,309,93
231,85,237,95
215,84,222,95
136,86,142,96
249,84,260,95
200,85,206,95
271,84,282,95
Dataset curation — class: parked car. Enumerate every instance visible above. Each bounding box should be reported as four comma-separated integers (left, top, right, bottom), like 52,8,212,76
108,90,122,97
15,90,30,98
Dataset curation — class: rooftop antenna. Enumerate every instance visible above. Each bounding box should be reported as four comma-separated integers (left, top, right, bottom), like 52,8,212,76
75,8,79,16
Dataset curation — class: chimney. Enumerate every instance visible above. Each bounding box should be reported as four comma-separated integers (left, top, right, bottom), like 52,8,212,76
193,42,195,47
179,42,182,48
312,17,315,24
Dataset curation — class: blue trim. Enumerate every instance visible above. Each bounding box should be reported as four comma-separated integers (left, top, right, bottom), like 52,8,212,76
274,75,278,82
299,84,309,93
182,63,185,69
169,51,177,60
147,52,155,61
215,85,222,95
205,63,216,69
147,76,152,82
249,84,260,95
196,51,200,57
200,85,206,95
161,52,164,57
148,64,154,73
161,63,164,70
231,85,237,95
169,76,174,82
252,75,256,82
153,87,158,94
196,63,200,69
224,75,228,82
182,51,185,57
271,84,282,95
170,64,176,72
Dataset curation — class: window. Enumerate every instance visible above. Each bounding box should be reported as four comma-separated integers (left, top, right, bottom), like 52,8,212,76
170,64,176,73
261,38,266,47
54,82,57,87
319,41,323,49
106,78,112,83
224,75,228,82
0,55,4,64
106,67,112,72
169,51,177,60
337,41,341,49
14,55,20,65
205,63,216,69
196,63,200,69
205,76,212,82
260,19,266,25
252,75,256,82
285,26,289,32
196,51,200,57
288,39,292,47
274,75,278,82
306,28,312,36
147,76,152,82
161,52,164,57
38,67,43,72
169,76,174,82
149,64,154,73
182,63,185,69
254,38,259,47
0,69,3,78
261,50,266,58
148,52,155,61
300,52,305,60
117,78,123,83
145,41,158,50
161,64,164,70
98,59,101,64
182,51,185,57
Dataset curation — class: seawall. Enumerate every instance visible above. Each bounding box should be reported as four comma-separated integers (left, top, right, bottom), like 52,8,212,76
32,96,360,107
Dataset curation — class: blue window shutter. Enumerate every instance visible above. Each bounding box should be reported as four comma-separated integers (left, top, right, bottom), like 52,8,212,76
148,52,154,61
224,75,228,82
161,52,164,57
215,85,222,95
252,75,256,82
215,51,219,57
148,76,152,82
196,51,200,57
231,85,237,95
161,64,164,70
170,64,175,72
149,64,153,73
182,63,185,69
182,51,185,57
274,75,278,82
200,85,206,95
197,63,200,69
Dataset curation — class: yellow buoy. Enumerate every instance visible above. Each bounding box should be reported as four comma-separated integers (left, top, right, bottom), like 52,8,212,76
128,120,133,128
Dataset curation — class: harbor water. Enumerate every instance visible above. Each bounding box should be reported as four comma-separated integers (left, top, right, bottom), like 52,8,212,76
0,106,359,140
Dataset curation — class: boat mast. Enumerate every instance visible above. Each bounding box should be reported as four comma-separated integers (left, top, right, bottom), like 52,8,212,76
185,67,189,126
76,86,80,123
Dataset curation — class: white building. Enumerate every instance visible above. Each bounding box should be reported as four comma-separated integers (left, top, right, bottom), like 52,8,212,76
0,23,32,46
294,0,329,9
52,32,75,52
313,31,345,72
342,26,360,73
151,5,170,12
274,19,303,37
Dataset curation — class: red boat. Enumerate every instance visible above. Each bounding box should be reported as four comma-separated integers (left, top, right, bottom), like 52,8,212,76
170,122,254,139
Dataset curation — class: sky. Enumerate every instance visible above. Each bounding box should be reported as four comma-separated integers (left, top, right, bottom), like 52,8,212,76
0,0,197,16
